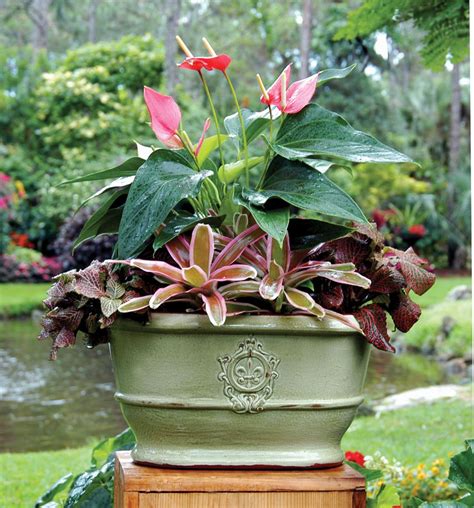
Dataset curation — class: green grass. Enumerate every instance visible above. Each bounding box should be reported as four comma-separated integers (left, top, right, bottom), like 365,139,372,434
412,276,471,309
0,445,94,507
0,283,50,317
403,299,472,356
1,400,472,506
343,399,472,467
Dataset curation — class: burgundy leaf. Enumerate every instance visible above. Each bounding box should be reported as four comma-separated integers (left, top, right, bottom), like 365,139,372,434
320,284,344,309
369,265,406,294
386,247,435,295
54,327,76,348
48,307,84,330
389,293,421,333
353,304,395,353
322,236,371,265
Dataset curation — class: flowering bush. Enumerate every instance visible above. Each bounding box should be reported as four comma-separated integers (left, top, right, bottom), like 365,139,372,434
345,443,474,507
39,36,435,358
0,254,61,283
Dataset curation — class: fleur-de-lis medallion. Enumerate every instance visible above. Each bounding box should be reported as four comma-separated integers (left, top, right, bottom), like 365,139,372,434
218,337,280,413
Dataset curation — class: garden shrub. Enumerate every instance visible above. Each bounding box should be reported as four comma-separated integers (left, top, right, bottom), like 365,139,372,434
53,207,116,271
402,299,472,358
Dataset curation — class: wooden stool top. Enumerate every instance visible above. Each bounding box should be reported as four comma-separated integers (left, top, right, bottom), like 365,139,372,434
115,451,365,494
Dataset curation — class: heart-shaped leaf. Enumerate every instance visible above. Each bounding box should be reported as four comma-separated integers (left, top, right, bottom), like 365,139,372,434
273,103,414,164
118,150,211,258
245,157,367,224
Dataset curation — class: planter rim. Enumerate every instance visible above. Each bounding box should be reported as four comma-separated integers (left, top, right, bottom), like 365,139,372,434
113,312,362,337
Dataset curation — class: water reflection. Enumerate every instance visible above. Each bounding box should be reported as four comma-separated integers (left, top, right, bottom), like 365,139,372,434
0,319,447,453
0,319,125,453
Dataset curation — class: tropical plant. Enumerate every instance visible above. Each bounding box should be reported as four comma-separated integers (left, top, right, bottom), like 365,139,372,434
39,36,435,357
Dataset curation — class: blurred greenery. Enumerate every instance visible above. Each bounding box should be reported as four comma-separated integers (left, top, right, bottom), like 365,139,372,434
0,0,470,265
1,399,470,506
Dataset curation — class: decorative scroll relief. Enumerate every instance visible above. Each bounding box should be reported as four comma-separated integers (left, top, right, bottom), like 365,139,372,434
217,337,280,414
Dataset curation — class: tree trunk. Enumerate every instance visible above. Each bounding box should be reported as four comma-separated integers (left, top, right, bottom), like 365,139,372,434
299,0,313,79
164,0,181,93
447,63,462,268
30,0,51,54
88,0,100,43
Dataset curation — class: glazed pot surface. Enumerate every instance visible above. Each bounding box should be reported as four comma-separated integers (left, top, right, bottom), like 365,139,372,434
110,314,370,468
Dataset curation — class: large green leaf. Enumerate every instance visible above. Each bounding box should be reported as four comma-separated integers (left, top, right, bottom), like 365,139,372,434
289,218,353,249
245,157,367,224
224,107,280,149
153,213,225,251
91,428,135,468
34,473,74,507
73,189,126,249
449,446,474,492
118,150,211,258
273,103,414,164
236,191,290,246
317,64,357,86
59,157,144,186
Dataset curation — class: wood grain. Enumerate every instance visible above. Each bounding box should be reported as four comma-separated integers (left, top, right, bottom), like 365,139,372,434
139,492,354,508
115,451,366,507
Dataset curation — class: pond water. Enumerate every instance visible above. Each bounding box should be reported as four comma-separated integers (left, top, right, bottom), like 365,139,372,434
0,319,450,453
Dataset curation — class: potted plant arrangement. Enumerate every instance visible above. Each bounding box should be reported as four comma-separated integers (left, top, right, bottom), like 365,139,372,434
39,37,435,468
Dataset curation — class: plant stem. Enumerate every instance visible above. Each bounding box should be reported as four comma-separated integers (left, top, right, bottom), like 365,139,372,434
223,71,249,186
199,71,225,169
256,106,274,190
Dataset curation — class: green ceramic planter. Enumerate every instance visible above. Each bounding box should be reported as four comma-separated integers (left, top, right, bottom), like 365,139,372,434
109,313,370,468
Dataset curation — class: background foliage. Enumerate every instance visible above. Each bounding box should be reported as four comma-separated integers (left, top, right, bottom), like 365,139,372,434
0,0,470,270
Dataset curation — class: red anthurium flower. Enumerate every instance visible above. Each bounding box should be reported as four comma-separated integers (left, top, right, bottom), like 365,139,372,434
260,64,318,114
179,54,232,73
345,451,365,467
143,86,183,149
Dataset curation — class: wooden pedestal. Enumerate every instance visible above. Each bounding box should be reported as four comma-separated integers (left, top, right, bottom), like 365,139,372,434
115,451,366,508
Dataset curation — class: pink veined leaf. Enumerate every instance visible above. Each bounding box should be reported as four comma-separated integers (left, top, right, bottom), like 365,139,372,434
284,287,325,318
201,291,227,326
190,223,214,276
219,280,261,299
210,265,257,282
323,310,363,334
284,73,318,114
149,283,186,309
226,302,263,316
182,265,208,287
128,259,185,283
261,64,291,106
266,235,290,272
118,295,152,313
314,269,371,288
211,224,265,271
194,118,211,157
259,261,284,301
165,236,190,268
217,234,266,274
143,86,182,145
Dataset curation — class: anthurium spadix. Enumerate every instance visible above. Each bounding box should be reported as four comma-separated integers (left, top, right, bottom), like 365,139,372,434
114,224,265,326
260,64,318,114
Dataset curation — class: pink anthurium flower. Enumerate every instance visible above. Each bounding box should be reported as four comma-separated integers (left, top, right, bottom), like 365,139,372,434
179,54,232,73
143,86,183,148
144,86,211,157
113,224,265,326
260,64,318,114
